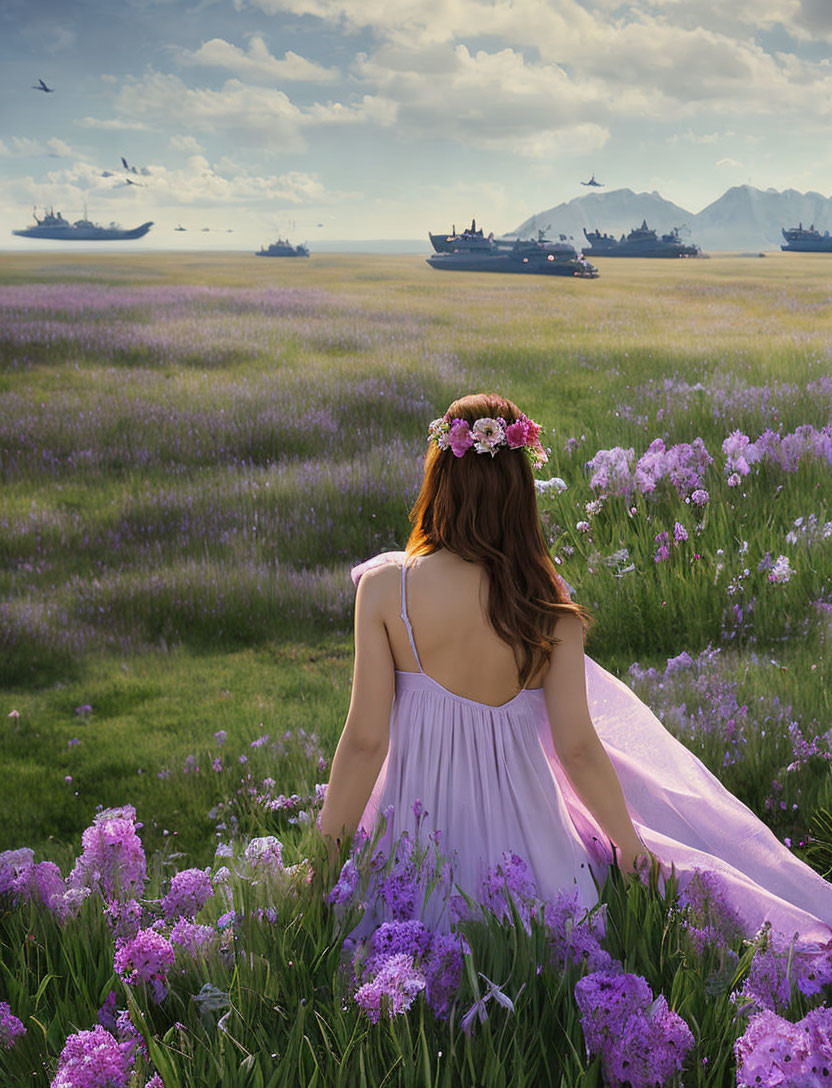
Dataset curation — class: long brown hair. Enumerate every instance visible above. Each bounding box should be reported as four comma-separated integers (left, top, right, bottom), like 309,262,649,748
406,393,589,686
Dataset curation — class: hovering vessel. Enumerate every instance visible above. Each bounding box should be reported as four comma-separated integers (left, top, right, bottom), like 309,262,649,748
581,174,604,188
255,238,310,258
429,218,489,254
174,225,187,232
12,207,153,241
780,224,832,252
582,221,700,258
32,78,54,93
426,224,598,278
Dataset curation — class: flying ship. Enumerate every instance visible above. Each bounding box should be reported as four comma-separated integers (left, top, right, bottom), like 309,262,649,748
581,173,604,188
33,78,54,93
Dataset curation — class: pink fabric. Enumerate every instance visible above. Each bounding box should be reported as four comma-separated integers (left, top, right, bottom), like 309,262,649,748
351,551,832,940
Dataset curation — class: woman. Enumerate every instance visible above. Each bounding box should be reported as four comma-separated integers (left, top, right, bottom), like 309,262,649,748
319,393,832,940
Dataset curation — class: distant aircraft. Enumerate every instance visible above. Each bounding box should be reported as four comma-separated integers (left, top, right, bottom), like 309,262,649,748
201,227,210,232
33,78,54,93
174,225,187,231
581,173,604,188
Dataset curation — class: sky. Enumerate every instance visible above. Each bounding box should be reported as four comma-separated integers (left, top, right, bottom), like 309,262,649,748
3,0,832,249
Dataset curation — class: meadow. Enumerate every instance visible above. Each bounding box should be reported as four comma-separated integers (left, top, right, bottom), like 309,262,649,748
1,249,831,1086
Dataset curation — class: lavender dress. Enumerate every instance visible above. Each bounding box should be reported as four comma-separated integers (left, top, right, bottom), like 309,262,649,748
354,552,832,941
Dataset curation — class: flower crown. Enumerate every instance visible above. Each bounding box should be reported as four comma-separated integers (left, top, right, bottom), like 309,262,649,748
427,413,548,465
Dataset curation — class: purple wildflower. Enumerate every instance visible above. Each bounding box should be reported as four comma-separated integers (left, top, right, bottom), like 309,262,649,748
544,891,612,972
479,852,539,933
103,898,142,942
97,991,118,1033
114,929,175,1004
161,868,213,920
673,521,688,543
145,1076,165,1088
170,918,217,956
0,1002,26,1049
735,1006,832,1087
51,1025,135,1088
69,805,146,901
213,730,227,745
328,857,359,906
243,836,284,874
586,446,635,498
691,488,709,506
575,970,694,1088
354,953,426,1023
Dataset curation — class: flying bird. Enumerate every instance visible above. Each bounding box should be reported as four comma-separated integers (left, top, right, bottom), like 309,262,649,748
581,173,604,188
33,78,54,93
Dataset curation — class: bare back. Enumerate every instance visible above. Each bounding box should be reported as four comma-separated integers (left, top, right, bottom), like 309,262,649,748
381,550,548,706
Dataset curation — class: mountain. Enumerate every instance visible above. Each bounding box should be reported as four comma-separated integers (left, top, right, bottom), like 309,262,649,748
691,186,832,250
509,188,694,246
511,185,832,251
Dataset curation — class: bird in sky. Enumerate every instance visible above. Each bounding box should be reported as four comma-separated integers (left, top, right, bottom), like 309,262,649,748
581,173,604,187
33,78,54,93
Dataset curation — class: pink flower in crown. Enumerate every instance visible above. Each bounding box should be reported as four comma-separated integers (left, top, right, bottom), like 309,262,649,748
472,417,505,455
448,419,474,457
505,419,529,449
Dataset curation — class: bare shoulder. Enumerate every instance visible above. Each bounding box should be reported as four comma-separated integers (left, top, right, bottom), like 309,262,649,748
355,559,401,610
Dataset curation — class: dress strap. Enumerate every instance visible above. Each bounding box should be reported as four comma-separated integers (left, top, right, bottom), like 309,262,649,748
400,562,424,673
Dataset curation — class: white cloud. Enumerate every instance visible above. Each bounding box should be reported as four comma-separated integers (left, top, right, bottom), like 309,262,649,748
0,137,76,159
168,134,205,154
46,138,74,158
181,35,339,83
241,0,832,125
103,71,396,150
716,157,743,167
75,117,152,131
27,153,355,209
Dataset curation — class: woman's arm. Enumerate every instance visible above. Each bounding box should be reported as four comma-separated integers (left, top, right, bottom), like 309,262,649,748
319,566,395,848
544,615,647,871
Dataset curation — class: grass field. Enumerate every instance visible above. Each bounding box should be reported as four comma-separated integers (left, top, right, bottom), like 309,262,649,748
1,250,831,1086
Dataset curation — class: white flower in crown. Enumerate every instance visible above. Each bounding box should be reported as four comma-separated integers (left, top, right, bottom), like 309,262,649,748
472,417,505,456
428,416,451,450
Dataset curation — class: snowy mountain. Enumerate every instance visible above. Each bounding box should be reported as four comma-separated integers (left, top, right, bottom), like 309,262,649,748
509,188,695,246
691,186,832,250
510,186,832,251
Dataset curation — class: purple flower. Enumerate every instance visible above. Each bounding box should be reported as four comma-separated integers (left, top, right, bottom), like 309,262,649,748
544,891,612,973
69,805,146,901
727,472,742,487
654,544,670,563
213,730,227,745
0,1002,26,1049
673,521,688,544
447,419,474,458
51,1025,135,1088
735,1006,832,1087
354,953,426,1023
114,929,175,1004
170,918,217,956
586,446,635,498
97,991,118,1033
103,898,142,942
145,1076,165,1088
461,973,522,1036
161,868,213,921
74,704,93,717
479,852,539,933
691,488,709,506
575,970,694,1088
768,555,792,584
328,857,359,906
243,836,284,874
